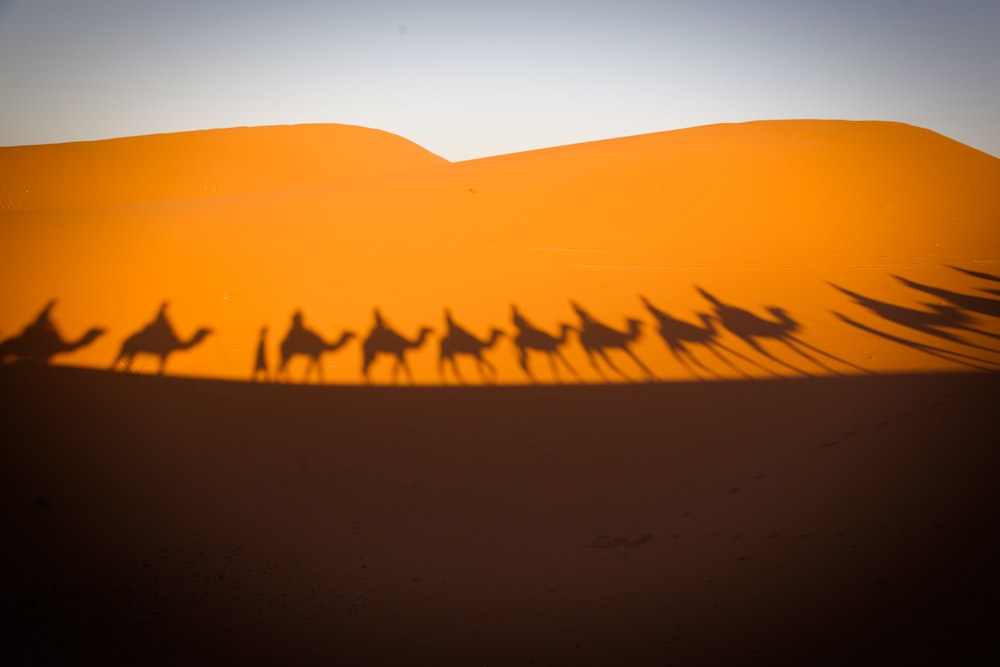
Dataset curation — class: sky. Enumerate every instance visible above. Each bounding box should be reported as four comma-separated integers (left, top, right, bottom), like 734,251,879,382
1,0,998,162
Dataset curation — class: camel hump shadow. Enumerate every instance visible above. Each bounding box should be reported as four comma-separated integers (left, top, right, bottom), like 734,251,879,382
362,308,433,385
438,308,505,385
510,304,579,383
276,310,355,384
0,298,105,364
570,300,654,382
111,301,212,375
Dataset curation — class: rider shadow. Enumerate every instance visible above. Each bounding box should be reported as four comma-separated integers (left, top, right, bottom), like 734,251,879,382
0,299,105,365
275,310,355,384
438,309,505,385
111,301,212,375
696,287,873,377
510,304,579,384
569,301,655,383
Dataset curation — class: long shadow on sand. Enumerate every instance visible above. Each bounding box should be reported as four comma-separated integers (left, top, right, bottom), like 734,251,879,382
510,304,580,383
362,309,434,385
894,274,1000,321
570,301,655,382
276,310,355,384
697,287,873,377
829,282,1000,352
0,299,105,365
111,301,212,375
437,309,505,385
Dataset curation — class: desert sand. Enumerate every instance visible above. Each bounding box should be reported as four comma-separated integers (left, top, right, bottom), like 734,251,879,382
1,121,999,664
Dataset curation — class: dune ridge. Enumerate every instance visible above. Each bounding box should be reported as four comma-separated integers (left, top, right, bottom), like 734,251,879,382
0,123,449,211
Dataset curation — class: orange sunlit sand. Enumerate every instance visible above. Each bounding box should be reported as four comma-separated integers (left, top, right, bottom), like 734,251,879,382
2,120,999,383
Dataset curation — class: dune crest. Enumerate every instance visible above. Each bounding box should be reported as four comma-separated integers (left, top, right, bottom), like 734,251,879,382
0,123,449,211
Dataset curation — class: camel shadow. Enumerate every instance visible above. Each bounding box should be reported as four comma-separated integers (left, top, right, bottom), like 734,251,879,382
362,309,433,385
697,287,872,377
894,274,1000,321
276,311,355,384
947,264,1000,285
639,295,755,380
510,305,579,384
828,282,998,352
0,299,105,365
570,301,654,382
438,309,504,385
111,301,212,375
830,311,1000,372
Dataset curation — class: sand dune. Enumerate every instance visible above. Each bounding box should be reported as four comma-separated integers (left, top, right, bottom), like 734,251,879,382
0,123,448,211
2,121,999,663
1,120,998,383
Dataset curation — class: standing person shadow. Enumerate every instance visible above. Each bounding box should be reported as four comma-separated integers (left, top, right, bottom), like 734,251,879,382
252,326,270,382
438,309,504,385
0,299,105,364
111,301,212,375
276,310,354,384
510,305,579,383
570,301,654,382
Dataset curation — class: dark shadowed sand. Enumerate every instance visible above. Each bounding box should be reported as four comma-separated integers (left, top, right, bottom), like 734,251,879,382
2,365,998,665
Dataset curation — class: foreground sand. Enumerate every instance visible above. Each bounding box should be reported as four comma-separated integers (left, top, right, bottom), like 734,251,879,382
3,365,998,665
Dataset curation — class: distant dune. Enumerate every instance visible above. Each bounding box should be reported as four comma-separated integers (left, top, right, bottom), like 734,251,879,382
1,120,998,384
0,124,448,211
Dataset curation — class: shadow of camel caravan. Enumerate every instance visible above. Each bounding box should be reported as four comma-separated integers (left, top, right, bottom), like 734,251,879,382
697,287,873,377
0,299,105,365
437,309,505,385
640,295,751,380
510,305,579,384
362,309,434,385
276,310,354,384
570,301,654,383
111,302,212,375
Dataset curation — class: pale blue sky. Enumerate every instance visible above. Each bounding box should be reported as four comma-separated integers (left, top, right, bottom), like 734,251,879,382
1,0,998,161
